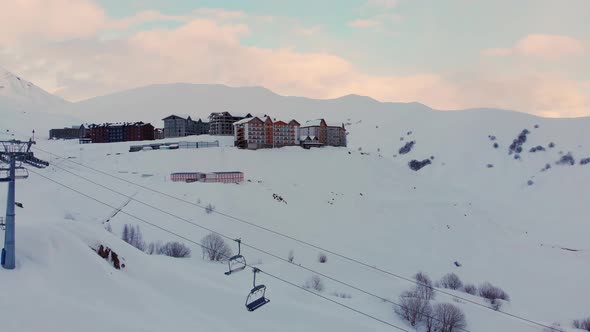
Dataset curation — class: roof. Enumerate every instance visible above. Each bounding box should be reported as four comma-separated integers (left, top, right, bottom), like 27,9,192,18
300,119,326,128
300,135,318,141
162,115,186,120
233,117,258,125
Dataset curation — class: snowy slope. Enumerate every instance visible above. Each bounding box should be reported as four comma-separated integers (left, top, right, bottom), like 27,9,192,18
0,81,589,332
0,67,77,140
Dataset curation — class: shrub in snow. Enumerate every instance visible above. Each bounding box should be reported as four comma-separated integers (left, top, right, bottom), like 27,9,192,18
201,233,232,262
318,253,328,263
104,223,112,233
508,129,530,155
438,273,463,290
159,242,191,258
478,282,509,310
331,292,352,299
146,241,162,255
556,153,575,166
529,145,546,153
534,124,539,128
486,164,494,168
463,284,477,295
399,141,415,155
527,180,534,186
205,203,215,214
493,142,499,149
431,303,466,332
122,224,146,251
541,163,551,172
409,159,432,171
64,211,76,221
543,322,565,332
288,250,295,263
304,275,324,292
395,292,431,327
414,271,435,300
573,317,590,331
580,158,590,165
488,135,496,141
548,142,555,148
407,131,413,135
514,154,521,160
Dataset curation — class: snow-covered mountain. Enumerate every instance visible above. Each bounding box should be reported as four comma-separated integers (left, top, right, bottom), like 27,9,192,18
0,67,67,108
0,67,77,140
1,76,589,332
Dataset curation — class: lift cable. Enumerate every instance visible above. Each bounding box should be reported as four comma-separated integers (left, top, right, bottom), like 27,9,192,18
40,160,472,332
33,147,557,331
28,168,410,332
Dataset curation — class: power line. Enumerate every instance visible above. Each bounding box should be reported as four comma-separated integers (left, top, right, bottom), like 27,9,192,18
42,158,473,332
27,168,410,332
33,147,556,331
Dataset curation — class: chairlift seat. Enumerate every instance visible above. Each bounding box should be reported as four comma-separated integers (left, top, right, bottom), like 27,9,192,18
246,285,270,312
224,254,246,275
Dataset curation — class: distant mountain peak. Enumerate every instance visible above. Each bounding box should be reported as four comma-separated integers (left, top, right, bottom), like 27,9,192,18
0,67,68,107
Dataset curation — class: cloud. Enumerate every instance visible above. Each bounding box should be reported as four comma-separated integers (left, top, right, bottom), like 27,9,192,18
347,14,401,29
0,0,588,117
347,19,382,28
293,25,322,36
0,0,107,44
365,0,398,9
483,34,586,60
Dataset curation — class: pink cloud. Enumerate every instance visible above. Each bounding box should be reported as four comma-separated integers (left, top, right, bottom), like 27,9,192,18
0,1,588,117
347,18,382,28
0,0,107,44
483,34,586,60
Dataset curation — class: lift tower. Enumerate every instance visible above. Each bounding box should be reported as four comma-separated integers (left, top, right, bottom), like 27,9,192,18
0,139,48,269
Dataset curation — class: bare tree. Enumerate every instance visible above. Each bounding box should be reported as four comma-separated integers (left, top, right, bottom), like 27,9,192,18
146,241,162,255
395,293,431,327
304,275,324,292
414,271,435,300
432,303,466,332
573,317,590,331
478,282,509,310
462,284,477,295
438,273,463,290
201,233,232,261
121,224,145,251
205,203,215,214
159,241,191,258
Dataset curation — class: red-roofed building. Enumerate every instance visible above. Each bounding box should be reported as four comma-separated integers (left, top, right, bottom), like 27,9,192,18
234,115,300,149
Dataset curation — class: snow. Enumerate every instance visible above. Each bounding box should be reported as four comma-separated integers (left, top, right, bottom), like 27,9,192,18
1,75,590,332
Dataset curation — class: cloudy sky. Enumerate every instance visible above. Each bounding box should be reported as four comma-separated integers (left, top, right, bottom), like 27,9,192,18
1,0,588,117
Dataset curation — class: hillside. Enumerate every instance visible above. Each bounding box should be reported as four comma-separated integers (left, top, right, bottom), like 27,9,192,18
0,76,589,332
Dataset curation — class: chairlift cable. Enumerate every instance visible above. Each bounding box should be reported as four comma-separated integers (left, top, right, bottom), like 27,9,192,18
33,147,557,331
27,168,410,332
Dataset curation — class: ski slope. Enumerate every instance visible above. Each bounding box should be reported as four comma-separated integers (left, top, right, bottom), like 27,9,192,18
0,74,589,332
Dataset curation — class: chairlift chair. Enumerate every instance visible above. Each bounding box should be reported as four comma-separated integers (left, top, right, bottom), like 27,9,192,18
0,166,28,181
245,268,270,312
14,166,29,179
224,239,246,276
0,168,9,182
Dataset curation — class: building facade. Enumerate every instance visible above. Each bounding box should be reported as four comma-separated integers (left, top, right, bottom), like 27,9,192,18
299,119,346,147
163,115,210,138
87,122,154,143
234,116,299,149
49,126,81,140
209,112,252,136
170,172,244,183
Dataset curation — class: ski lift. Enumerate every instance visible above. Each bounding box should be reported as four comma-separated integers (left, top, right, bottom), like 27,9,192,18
14,166,29,179
0,166,28,181
245,268,270,312
224,239,246,276
0,168,9,182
